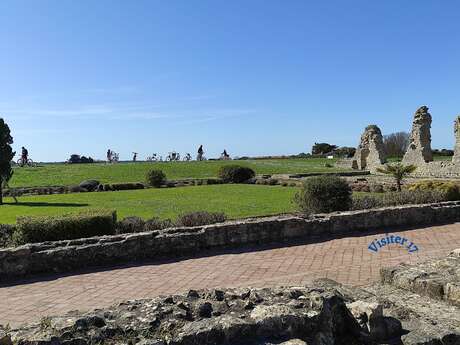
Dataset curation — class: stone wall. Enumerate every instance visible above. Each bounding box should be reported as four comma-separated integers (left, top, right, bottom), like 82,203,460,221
2,201,460,281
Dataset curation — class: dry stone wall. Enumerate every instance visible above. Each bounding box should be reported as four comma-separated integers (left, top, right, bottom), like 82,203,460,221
2,201,460,281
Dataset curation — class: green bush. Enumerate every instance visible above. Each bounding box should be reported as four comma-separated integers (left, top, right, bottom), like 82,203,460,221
218,165,255,183
294,175,352,215
176,211,227,227
12,210,117,245
406,180,460,201
0,224,15,248
116,216,145,234
144,217,174,231
146,169,167,187
352,189,448,210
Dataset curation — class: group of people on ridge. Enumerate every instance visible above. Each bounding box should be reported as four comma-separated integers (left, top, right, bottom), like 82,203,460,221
104,145,230,162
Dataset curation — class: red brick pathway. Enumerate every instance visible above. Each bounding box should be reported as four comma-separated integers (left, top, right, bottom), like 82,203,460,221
2,223,460,327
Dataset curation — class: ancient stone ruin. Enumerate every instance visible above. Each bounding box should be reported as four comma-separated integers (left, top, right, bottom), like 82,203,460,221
351,124,386,171
339,105,460,177
453,116,460,164
402,106,433,165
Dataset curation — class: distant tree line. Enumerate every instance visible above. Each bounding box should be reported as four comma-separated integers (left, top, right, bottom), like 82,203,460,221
68,154,94,164
311,143,356,158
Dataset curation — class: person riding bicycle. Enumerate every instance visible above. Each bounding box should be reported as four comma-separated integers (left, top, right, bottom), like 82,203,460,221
107,149,112,163
21,147,29,166
197,145,204,161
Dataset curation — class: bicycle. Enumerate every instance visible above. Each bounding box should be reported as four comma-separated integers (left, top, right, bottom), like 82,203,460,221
16,157,36,167
166,151,180,162
147,154,159,162
183,153,192,161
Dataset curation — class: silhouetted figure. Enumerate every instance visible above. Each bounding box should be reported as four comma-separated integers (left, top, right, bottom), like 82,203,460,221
21,146,29,166
197,145,204,161
107,149,112,163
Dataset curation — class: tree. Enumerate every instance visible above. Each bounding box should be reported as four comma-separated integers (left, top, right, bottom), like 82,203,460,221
312,143,338,155
334,146,356,158
377,163,416,191
0,118,15,204
383,132,409,158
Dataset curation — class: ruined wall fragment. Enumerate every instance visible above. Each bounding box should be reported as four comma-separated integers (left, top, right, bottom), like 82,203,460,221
453,116,460,164
402,106,433,165
352,125,386,171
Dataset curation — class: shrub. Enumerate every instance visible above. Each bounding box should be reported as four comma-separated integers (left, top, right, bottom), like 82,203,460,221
351,195,384,210
406,180,460,201
352,189,448,210
144,217,174,231
176,211,227,227
12,210,117,245
146,169,166,187
218,165,255,183
294,175,352,215
116,216,145,234
369,183,384,193
0,224,14,248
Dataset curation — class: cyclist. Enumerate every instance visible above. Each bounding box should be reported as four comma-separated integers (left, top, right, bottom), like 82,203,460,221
21,147,29,167
107,149,112,163
197,145,204,161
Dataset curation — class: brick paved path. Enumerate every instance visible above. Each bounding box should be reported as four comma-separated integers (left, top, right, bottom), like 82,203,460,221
2,223,460,327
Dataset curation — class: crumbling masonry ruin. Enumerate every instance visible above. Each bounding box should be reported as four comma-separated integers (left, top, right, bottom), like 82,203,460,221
337,106,460,178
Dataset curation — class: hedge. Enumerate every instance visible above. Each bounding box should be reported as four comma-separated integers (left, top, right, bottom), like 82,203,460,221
12,210,117,245
218,165,255,183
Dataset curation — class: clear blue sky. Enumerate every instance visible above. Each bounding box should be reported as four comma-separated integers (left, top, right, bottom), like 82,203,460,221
1,0,459,162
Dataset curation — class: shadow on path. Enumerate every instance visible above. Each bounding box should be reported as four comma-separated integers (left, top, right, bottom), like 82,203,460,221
1,221,456,288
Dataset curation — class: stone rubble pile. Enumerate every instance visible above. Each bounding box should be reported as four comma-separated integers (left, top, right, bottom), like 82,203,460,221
1,249,459,345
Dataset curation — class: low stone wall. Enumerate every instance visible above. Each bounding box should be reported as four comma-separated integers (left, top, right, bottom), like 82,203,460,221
2,201,460,281
408,160,460,178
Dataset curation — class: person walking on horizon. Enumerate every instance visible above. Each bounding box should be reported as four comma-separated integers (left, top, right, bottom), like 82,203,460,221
132,152,137,162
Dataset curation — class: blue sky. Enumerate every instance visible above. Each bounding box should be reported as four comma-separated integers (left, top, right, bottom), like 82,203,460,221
1,0,459,162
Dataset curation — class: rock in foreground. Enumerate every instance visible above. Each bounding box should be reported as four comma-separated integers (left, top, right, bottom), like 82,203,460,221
2,249,460,345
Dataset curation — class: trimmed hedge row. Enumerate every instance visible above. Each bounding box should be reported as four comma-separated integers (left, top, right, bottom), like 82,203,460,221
12,210,117,245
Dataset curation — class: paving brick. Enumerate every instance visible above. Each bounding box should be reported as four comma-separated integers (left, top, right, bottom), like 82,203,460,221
1,223,460,327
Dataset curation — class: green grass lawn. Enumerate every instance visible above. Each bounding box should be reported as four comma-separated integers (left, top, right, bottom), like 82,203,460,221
0,184,298,224
9,158,348,188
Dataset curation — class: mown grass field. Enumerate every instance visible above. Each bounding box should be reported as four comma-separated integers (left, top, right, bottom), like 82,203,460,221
10,158,347,188
0,184,298,224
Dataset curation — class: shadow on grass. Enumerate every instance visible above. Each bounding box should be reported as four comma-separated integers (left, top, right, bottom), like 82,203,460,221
2,201,89,207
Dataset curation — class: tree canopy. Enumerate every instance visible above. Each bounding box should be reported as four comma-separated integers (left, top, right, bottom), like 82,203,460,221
0,118,15,204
